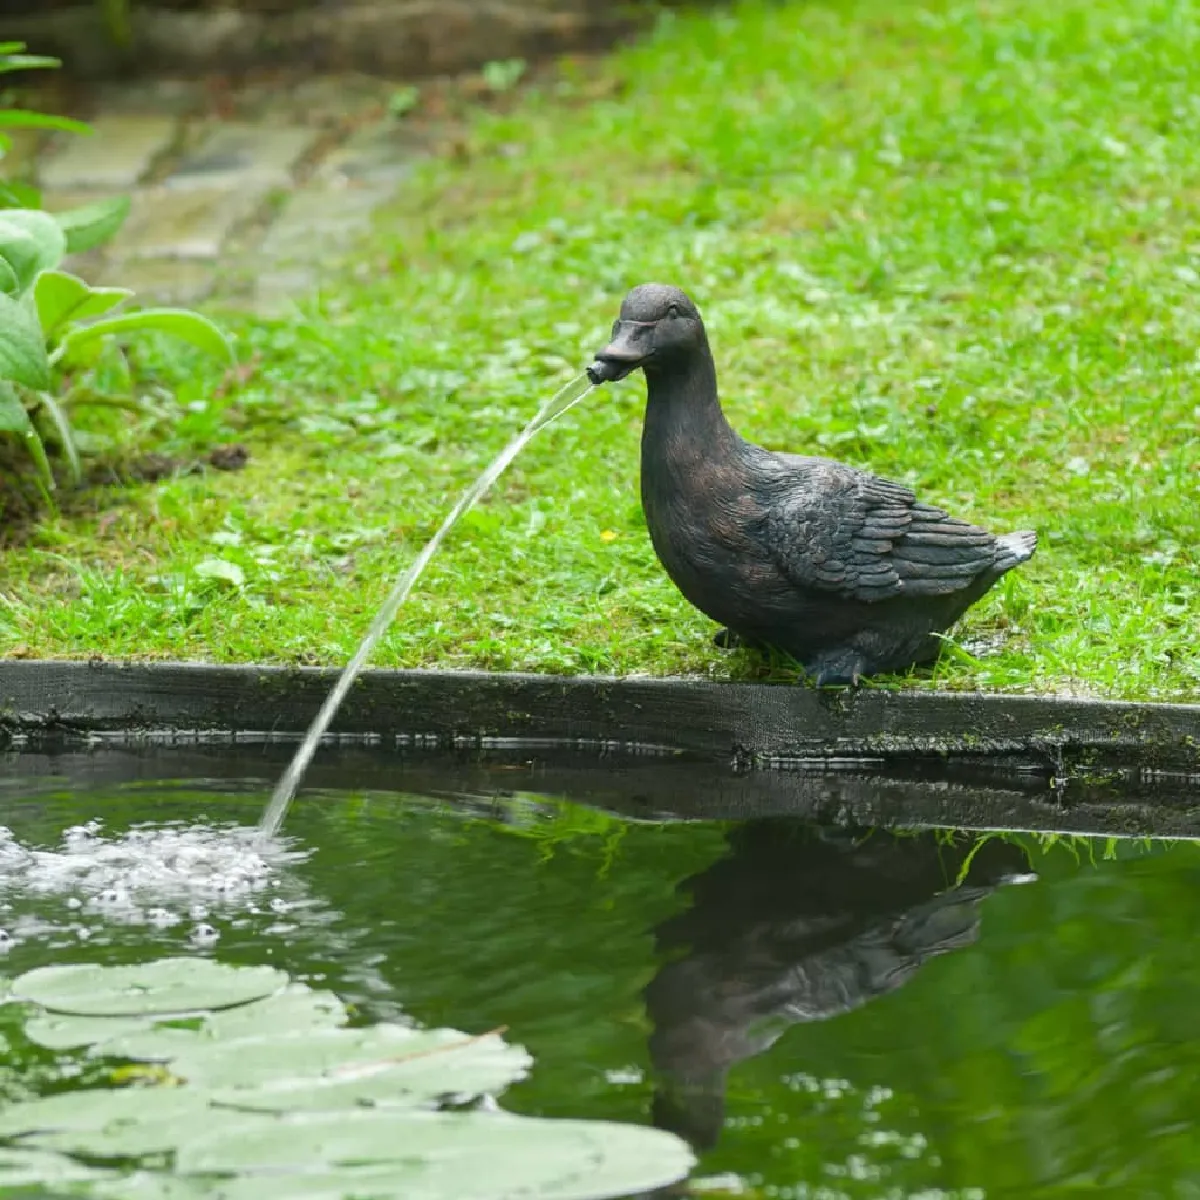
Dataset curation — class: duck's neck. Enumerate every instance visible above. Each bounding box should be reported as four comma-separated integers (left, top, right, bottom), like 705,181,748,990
641,338,738,467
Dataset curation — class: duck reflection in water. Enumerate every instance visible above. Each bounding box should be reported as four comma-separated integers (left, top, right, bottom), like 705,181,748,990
644,821,1033,1149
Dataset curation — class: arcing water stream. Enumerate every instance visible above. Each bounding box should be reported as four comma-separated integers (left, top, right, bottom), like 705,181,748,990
257,373,597,839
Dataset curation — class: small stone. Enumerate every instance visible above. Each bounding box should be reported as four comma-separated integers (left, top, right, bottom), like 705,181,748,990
39,115,178,191
165,122,320,192
108,184,266,260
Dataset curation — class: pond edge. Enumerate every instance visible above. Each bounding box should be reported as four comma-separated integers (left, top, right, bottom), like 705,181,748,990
1,660,1198,776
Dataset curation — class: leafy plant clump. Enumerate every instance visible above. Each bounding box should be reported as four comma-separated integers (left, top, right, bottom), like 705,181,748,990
1,42,232,500
0,41,92,211
0,957,695,1197
0,208,232,497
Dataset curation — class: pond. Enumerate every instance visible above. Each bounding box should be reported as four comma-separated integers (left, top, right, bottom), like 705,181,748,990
1,742,1199,1196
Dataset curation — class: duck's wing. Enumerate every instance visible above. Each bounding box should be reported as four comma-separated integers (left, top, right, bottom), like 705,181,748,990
763,455,999,602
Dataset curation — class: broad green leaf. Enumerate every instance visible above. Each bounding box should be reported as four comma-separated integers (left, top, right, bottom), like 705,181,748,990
0,53,62,75
11,958,287,1016
0,253,18,295
193,558,245,588
0,379,27,432
0,291,50,389
57,307,234,365
54,194,131,254
0,208,66,293
0,179,42,210
35,269,131,338
0,109,91,136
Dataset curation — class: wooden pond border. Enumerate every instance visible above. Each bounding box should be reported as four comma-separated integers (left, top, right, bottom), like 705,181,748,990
1,660,1198,776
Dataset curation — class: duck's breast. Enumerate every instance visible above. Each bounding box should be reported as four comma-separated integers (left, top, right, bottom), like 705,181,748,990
640,446,789,627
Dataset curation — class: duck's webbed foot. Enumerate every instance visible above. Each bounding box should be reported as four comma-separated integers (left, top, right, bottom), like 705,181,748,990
805,648,870,688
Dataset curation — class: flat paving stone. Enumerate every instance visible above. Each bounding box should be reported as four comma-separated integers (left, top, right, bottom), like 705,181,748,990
164,122,321,191
260,179,394,261
38,115,178,191
317,122,421,185
97,258,216,305
108,184,268,260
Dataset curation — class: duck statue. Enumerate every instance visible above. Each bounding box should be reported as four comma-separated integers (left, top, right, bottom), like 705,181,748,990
587,283,1036,685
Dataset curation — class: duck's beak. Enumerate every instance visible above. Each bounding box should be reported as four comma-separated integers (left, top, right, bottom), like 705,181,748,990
587,320,655,385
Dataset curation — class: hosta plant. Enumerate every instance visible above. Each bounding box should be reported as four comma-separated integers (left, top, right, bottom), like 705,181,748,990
0,206,232,496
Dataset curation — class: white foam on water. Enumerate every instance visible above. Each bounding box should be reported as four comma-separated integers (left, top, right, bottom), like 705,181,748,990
0,820,312,949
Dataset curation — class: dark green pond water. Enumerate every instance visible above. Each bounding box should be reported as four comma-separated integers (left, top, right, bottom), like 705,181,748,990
3,748,1199,1196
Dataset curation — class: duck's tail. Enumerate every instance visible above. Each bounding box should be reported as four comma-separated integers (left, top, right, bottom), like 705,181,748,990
994,529,1037,571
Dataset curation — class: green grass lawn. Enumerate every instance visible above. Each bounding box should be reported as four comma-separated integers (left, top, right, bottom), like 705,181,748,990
2,0,1198,699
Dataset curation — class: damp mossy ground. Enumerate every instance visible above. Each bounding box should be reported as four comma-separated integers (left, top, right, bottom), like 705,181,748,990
2,0,1197,700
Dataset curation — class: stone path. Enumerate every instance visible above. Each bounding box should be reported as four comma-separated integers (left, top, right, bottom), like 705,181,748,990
4,73,446,313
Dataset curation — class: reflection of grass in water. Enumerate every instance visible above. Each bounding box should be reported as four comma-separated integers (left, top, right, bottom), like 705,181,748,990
476,794,633,877
937,827,1171,886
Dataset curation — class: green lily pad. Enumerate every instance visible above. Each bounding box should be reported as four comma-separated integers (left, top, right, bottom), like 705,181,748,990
0,1145,108,1186
94,985,348,1062
2,959,694,1200
178,1109,695,1199
91,1174,215,1200
14,1093,247,1161
24,1013,159,1052
207,1027,531,1112
166,1024,530,1097
0,1087,206,1150
12,959,287,1017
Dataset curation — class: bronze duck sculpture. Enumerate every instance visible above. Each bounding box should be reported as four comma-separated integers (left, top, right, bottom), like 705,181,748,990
587,283,1037,685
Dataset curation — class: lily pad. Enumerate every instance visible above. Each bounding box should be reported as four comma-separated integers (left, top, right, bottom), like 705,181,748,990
178,1110,695,1200
1,959,694,1200
0,1087,214,1155
165,1024,530,1097
91,1174,215,1200
94,985,348,1062
206,1027,531,1112
0,1145,108,1186
12,959,287,1017
24,1013,159,1052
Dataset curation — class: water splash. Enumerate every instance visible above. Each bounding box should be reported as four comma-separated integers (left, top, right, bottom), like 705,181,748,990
0,819,309,950
258,373,597,839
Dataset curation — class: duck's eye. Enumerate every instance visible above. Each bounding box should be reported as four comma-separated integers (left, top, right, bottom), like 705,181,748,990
667,305,681,320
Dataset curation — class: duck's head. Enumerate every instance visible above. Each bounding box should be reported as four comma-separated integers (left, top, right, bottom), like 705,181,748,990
587,284,705,384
